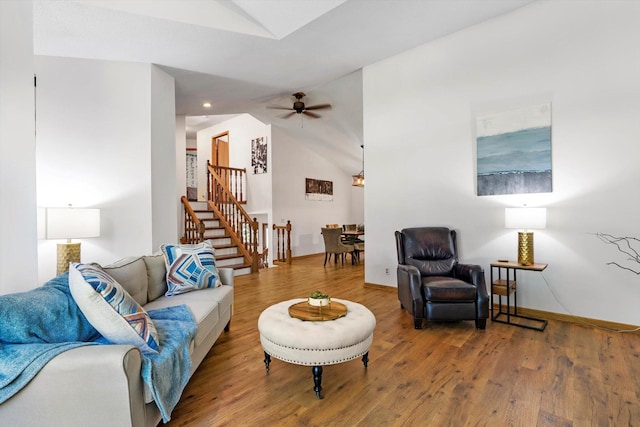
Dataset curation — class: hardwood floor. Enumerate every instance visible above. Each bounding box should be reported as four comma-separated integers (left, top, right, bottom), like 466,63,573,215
166,254,640,426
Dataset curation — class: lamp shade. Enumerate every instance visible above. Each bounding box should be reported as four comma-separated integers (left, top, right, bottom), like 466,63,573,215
45,207,100,239
505,207,546,230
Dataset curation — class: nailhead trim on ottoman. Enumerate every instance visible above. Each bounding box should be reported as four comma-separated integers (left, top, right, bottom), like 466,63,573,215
258,298,376,366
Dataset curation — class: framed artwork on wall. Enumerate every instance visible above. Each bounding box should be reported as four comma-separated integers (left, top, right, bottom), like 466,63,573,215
251,136,267,174
186,150,197,201
476,102,552,196
305,178,333,201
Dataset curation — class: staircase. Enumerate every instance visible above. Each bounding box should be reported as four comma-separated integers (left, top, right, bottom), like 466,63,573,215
189,201,252,276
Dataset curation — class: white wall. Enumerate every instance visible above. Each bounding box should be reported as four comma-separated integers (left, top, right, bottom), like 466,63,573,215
176,115,187,236
150,65,178,249
35,56,177,282
195,112,361,258
196,114,273,261
196,113,272,213
271,124,355,256
0,1,38,294
363,1,640,325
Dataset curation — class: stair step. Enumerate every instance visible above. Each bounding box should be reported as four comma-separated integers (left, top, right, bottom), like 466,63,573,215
207,237,231,245
223,262,252,276
184,203,251,276
214,246,238,257
204,229,227,238
216,255,246,268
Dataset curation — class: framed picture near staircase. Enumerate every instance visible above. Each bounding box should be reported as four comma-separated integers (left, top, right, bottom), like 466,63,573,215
251,137,267,174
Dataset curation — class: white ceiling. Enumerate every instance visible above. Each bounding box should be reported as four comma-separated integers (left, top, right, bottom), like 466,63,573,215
33,0,535,167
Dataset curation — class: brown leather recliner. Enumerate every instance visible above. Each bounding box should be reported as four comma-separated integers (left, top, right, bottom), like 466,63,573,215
395,227,489,329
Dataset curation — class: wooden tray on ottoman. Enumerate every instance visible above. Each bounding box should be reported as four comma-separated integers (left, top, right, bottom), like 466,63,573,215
288,301,348,321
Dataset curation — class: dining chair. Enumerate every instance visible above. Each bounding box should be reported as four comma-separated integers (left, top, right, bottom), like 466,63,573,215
321,227,355,266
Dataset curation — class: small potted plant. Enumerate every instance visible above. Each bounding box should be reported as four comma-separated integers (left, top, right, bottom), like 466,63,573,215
308,290,330,307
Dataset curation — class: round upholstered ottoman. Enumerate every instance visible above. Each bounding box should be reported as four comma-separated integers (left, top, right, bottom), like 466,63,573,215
258,298,376,399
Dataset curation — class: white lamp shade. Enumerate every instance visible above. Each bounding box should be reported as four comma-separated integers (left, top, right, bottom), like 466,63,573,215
505,207,546,230
45,208,100,239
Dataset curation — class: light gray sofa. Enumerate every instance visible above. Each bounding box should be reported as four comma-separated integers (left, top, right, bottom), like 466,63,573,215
0,253,233,427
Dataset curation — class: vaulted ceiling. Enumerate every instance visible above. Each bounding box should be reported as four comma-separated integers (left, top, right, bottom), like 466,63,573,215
33,0,535,168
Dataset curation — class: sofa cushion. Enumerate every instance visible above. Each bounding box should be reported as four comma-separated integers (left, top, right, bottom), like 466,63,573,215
422,276,477,302
69,263,160,354
144,285,232,347
101,257,149,306
161,241,222,296
143,253,168,302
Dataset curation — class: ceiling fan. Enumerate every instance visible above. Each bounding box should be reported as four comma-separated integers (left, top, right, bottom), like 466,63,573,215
267,92,332,119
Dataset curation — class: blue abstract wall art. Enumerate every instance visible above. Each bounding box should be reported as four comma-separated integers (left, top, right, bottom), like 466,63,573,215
476,102,552,196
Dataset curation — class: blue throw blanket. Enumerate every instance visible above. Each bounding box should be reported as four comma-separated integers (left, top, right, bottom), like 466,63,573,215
0,274,197,422
140,305,197,423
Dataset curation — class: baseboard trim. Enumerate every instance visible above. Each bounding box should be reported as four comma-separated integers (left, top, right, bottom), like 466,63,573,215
366,282,639,333
493,304,640,334
290,253,324,260
364,282,395,291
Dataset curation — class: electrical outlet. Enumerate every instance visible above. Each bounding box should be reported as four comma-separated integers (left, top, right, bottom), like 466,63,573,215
385,268,390,275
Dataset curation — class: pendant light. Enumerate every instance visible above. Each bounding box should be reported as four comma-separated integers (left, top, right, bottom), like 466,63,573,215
352,144,364,187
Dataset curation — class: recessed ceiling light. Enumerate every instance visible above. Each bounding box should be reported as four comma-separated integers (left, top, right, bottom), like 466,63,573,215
203,102,212,108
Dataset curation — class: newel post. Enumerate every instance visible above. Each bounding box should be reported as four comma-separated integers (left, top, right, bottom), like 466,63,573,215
251,217,259,273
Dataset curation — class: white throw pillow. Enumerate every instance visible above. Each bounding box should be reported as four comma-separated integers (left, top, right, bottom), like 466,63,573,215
69,263,160,354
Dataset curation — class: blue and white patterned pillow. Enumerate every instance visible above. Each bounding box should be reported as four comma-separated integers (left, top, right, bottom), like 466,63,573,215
69,263,160,354
161,241,222,296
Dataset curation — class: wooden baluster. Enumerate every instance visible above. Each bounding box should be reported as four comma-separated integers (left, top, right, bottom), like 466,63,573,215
286,220,292,264
232,169,237,200
251,218,259,272
238,169,242,202
207,161,211,202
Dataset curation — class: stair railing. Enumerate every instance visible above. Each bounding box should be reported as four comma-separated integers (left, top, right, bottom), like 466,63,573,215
180,196,205,244
207,164,259,272
210,163,247,204
273,220,292,265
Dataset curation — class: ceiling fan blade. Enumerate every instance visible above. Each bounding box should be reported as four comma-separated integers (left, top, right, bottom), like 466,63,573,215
303,111,321,119
304,103,332,111
279,111,297,119
267,104,293,110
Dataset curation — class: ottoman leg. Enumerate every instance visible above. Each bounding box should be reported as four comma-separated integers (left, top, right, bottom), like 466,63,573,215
263,352,271,374
362,352,369,368
312,366,324,399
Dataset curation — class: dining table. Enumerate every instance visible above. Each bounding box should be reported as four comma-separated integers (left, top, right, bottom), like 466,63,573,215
341,230,364,243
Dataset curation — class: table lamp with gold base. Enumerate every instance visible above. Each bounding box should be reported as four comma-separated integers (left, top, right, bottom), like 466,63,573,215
45,207,100,275
505,207,546,266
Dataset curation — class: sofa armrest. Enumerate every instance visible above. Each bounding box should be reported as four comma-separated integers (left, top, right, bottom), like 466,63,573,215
218,267,234,287
0,345,145,427
397,264,424,318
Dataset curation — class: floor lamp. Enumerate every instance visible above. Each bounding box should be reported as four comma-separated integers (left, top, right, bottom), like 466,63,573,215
45,207,100,275
505,207,546,266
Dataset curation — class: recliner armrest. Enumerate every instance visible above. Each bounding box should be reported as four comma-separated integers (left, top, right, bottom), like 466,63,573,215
453,263,484,287
397,264,424,317
454,263,489,318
